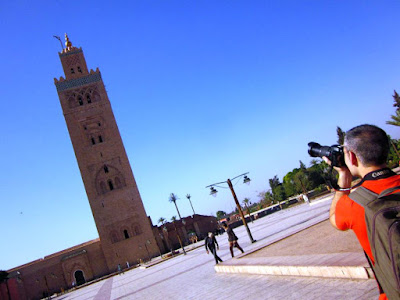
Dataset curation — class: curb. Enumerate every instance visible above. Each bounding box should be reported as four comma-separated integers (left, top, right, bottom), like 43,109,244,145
214,264,373,280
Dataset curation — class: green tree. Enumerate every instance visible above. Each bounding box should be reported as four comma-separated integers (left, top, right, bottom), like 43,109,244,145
216,210,227,220
257,191,274,207
387,138,400,168
269,175,280,191
263,190,275,206
242,198,251,212
294,169,310,194
283,170,299,197
169,193,182,219
158,217,166,225
269,175,286,202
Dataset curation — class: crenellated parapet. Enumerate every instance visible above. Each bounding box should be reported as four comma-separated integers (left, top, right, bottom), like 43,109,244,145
54,67,100,84
55,69,102,91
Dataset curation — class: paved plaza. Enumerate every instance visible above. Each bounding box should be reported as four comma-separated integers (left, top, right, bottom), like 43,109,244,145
53,197,379,300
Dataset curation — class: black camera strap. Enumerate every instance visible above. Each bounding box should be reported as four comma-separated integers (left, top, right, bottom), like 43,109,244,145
328,167,396,192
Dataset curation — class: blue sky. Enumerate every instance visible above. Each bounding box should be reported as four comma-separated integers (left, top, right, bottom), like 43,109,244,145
1,1,399,270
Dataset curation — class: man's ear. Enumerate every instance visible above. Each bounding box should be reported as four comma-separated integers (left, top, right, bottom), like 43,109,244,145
348,150,359,167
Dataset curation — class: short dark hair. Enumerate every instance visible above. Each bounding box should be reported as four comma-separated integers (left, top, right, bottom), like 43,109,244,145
221,222,228,227
344,124,389,167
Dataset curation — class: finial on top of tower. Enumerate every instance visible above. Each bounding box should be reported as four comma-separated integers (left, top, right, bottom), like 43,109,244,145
65,33,72,51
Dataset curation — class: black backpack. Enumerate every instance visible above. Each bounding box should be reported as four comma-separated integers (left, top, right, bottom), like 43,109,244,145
349,186,400,300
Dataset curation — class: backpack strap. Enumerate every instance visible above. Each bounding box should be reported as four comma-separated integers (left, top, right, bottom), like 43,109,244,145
349,186,378,207
378,185,400,197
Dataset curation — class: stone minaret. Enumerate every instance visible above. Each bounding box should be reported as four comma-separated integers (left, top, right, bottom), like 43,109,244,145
54,34,158,271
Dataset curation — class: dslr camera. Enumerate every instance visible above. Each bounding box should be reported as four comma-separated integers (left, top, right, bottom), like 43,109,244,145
308,142,345,167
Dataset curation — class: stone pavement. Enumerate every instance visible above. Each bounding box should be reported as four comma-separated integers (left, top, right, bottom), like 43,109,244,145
53,196,380,300
215,218,373,280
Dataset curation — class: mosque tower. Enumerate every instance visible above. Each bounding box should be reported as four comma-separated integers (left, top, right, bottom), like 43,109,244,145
54,34,158,271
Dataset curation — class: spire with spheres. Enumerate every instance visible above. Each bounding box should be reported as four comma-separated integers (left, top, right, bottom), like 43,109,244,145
64,33,74,53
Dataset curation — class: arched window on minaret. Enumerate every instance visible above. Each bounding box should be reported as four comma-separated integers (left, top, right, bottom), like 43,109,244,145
87,94,91,103
98,135,103,143
104,165,109,173
108,180,114,191
77,66,82,73
70,68,75,74
68,97,76,109
91,137,96,145
78,96,83,106
123,229,130,239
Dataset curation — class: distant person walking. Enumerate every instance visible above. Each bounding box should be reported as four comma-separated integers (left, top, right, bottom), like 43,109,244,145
221,222,244,257
205,232,223,264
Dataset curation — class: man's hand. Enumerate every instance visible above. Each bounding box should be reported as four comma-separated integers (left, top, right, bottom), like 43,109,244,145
322,156,352,230
322,156,352,189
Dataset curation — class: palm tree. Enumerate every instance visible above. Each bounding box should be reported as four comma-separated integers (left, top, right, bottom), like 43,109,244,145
169,193,182,219
171,216,186,254
387,109,400,127
336,126,345,145
242,198,253,223
158,217,171,254
387,90,400,127
186,194,195,215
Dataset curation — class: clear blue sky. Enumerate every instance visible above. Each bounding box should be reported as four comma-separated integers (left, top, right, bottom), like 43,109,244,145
1,1,399,270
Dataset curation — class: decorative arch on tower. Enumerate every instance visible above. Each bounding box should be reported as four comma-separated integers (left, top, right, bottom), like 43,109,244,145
64,85,102,110
95,164,126,195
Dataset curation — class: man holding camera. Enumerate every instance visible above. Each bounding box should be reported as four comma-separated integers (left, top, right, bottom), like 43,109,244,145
323,124,400,300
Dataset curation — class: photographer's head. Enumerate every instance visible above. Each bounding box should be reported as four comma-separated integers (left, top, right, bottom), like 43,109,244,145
344,124,389,171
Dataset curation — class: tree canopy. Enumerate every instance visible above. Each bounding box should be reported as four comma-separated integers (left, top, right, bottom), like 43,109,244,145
216,210,227,220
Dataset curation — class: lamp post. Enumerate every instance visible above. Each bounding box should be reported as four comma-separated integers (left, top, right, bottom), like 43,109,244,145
206,172,256,243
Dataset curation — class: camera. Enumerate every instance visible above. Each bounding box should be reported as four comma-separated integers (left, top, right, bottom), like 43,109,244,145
308,142,345,167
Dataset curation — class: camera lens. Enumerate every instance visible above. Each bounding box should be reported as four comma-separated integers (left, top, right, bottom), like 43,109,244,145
308,142,331,158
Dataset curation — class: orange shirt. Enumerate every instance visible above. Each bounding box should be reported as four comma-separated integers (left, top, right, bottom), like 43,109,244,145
336,174,400,263
335,174,400,300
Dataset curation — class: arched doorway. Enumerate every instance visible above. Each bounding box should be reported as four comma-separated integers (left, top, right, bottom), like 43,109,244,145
74,270,86,286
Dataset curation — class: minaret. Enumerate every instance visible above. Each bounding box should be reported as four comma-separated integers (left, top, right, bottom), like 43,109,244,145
54,34,158,271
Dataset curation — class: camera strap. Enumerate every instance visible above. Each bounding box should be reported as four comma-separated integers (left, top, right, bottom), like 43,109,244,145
329,167,396,192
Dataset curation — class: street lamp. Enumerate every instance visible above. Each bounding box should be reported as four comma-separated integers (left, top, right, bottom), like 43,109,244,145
209,187,218,196
206,172,256,243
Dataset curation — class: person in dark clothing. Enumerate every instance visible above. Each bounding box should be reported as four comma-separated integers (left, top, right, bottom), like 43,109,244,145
205,232,223,264
221,222,244,258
